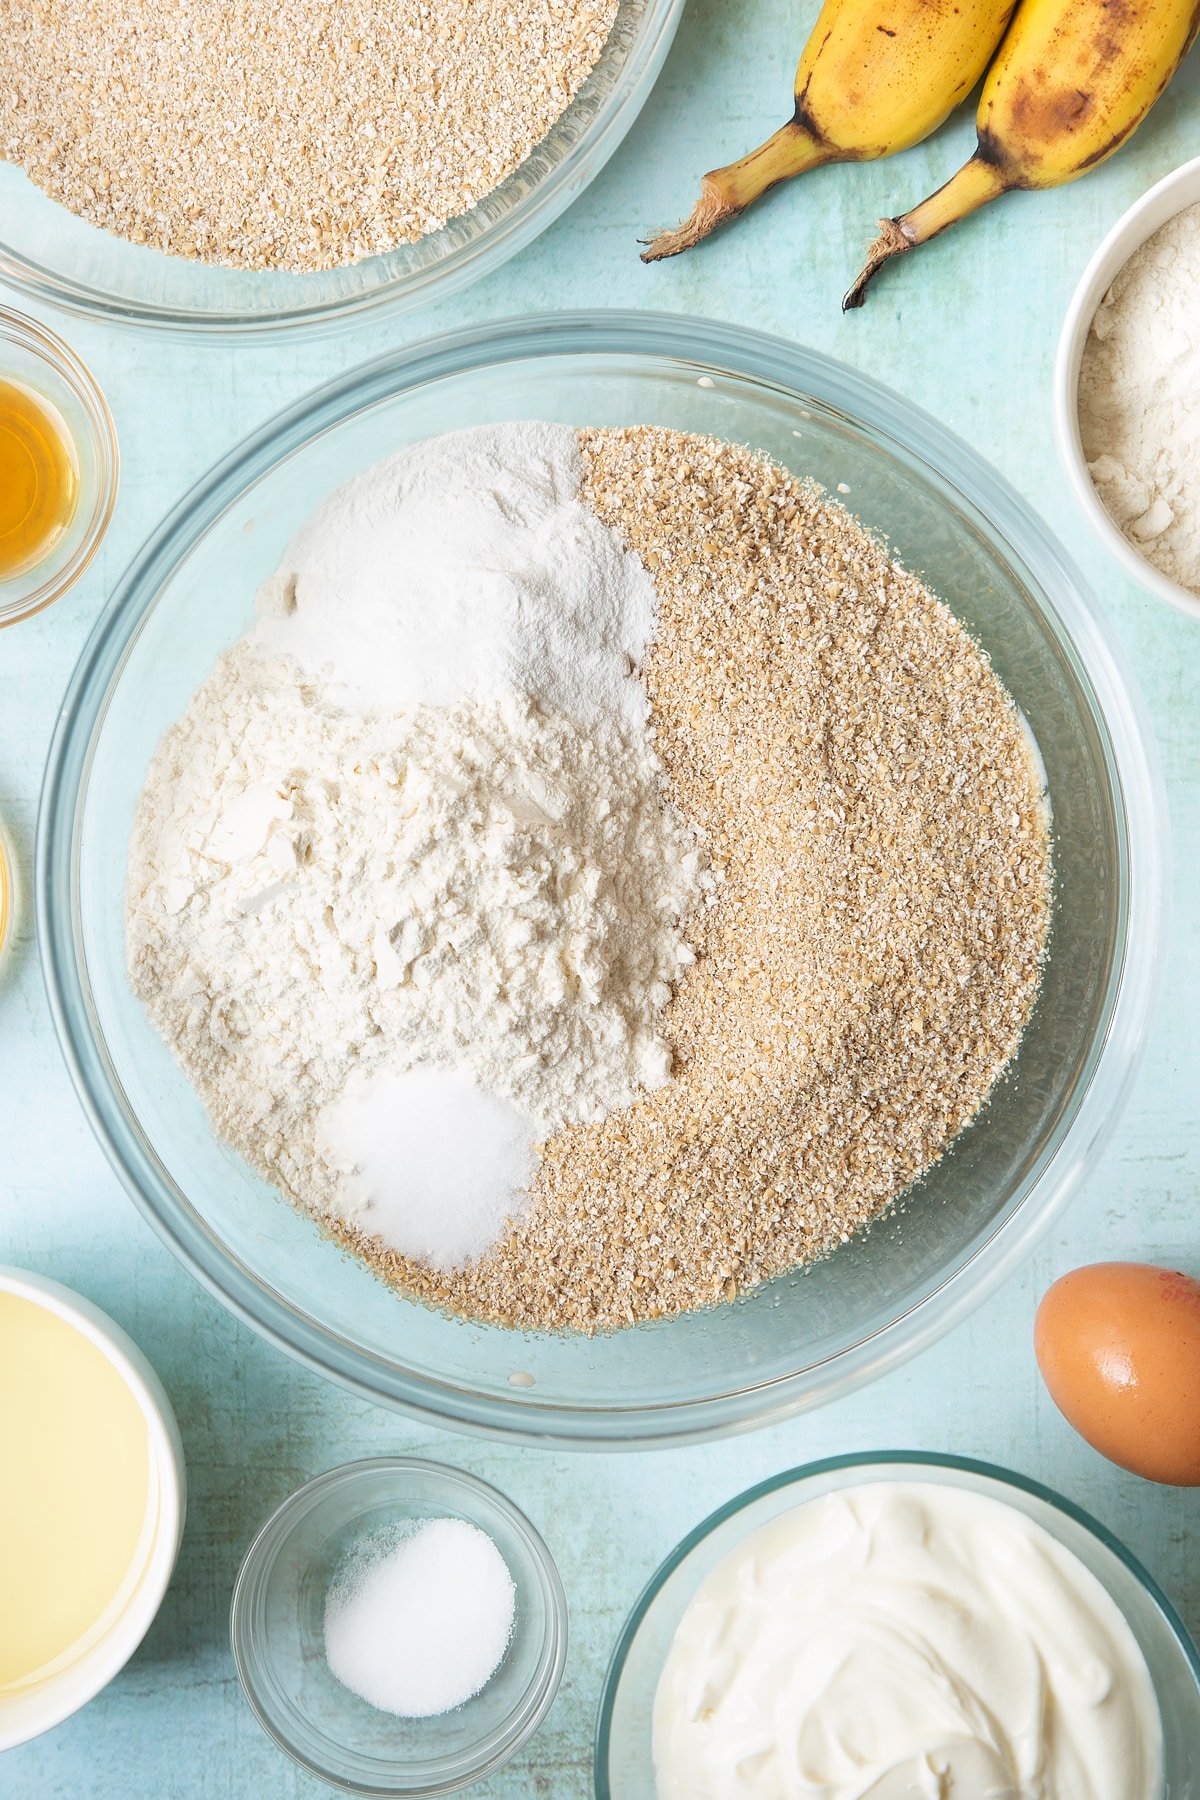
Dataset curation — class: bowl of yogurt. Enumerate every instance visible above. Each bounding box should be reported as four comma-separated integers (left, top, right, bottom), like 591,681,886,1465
595,1452,1200,1798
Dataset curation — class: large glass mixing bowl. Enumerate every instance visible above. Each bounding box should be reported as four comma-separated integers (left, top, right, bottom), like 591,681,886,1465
0,0,682,337
38,313,1163,1447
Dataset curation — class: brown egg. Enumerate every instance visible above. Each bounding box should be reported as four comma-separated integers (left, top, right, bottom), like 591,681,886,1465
1035,1262,1200,1486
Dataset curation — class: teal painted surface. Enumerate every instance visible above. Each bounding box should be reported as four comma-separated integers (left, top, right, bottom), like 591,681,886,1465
2,1,1199,1791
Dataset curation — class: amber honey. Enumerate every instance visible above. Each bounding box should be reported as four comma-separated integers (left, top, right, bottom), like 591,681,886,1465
0,378,79,581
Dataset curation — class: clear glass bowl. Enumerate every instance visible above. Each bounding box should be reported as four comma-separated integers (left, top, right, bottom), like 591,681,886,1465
0,0,683,338
0,307,118,625
594,1452,1200,1797
37,312,1163,1447
230,1458,567,1795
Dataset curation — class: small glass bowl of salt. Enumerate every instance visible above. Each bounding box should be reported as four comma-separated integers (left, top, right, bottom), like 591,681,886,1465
230,1458,567,1793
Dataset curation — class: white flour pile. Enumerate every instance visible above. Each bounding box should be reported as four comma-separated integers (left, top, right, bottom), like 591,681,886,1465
254,422,656,733
127,424,707,1271
1079,200,1200,594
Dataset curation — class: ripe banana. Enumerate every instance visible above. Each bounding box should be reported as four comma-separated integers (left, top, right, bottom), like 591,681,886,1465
641,0,1018,261
844,0,1200,305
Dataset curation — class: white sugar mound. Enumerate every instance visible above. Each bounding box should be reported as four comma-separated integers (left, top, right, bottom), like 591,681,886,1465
324,1519,516,1718
318,1068,535,1271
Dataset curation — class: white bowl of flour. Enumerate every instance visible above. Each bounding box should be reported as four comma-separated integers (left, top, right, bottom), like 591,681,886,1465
1055,153,1200,624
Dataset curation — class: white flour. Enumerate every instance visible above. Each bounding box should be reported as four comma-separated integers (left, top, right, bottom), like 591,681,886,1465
127,426,707,1270
1079,201,1200,593
255,421,655,733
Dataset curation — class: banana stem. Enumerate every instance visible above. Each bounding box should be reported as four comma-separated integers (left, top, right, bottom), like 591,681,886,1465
642,120,831,262
842,154,1011,308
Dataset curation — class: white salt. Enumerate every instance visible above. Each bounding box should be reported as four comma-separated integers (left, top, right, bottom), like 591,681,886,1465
324,1518,516,1718
317,1066,535,1269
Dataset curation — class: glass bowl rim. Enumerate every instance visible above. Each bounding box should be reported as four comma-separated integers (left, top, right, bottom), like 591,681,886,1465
593,1448,1200,1798
230,1456,568,1796
0,304,120,626
36,308,1166,1448
0,0,686,341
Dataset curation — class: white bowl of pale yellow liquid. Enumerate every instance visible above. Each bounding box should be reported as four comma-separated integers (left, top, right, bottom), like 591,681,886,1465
0,1267,185,1749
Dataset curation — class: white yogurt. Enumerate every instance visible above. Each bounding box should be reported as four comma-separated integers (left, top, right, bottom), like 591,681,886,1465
653,1481,1162,1799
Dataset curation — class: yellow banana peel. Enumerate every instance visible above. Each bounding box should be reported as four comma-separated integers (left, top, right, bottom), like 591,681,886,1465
641,0,1018,261
845,0,1200,305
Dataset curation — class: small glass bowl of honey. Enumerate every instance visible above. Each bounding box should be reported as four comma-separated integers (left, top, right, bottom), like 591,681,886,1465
0,307,118,627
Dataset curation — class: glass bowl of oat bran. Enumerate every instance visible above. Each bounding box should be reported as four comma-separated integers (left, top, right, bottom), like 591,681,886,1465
0,0,683,337
38,313,1163,1447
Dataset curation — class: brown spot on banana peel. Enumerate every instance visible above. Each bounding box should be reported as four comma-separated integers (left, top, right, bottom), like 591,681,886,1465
1001,0,1200,169
1073,4,1200,170
1006,76,1095,140
794,38,833,117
